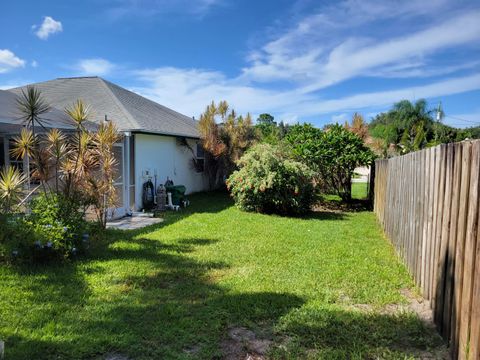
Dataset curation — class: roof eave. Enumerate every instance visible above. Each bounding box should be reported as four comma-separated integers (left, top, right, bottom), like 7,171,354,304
127,129,200,140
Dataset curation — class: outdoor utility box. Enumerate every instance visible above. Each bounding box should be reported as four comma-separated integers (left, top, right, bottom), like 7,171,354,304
165,185,186,206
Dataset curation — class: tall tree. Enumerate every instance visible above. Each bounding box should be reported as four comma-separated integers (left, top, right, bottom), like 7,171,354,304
345,112,369,140
369,99,470,156
198,101,256,189
286,123,375,201
256,113,275,126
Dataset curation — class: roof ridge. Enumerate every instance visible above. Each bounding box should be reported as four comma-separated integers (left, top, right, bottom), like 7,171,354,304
102,79,197,130
96,78,141,129
7,77,60,91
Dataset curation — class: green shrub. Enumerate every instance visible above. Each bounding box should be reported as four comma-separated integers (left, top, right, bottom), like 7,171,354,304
286,124,375,201
226,144,315,215
0,193,90,263
0,214,35,261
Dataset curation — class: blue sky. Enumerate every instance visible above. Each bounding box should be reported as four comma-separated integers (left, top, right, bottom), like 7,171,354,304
1,0,480,128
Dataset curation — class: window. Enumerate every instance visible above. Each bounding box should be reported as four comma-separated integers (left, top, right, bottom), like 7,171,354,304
195,143,205,172
0,138,5,168
8,139,23,172
196,143,205,159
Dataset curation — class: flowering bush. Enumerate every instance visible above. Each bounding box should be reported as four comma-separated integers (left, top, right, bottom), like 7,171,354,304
0,193,90,262
227,143,316,215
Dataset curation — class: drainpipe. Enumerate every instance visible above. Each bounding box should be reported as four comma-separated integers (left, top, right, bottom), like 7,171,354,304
124,131,132,215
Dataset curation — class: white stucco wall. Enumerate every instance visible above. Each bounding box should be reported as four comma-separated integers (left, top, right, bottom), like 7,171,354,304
134,133,208,210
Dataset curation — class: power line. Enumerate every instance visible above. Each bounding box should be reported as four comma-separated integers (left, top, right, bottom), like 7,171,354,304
444,114,480,125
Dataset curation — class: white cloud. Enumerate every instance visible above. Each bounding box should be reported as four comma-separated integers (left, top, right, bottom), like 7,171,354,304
132,67,298,118
131,66,480,122
31,60,38,68
106,0,223,19
331,113,350,123
0,49,26,73
242,3,480,90
302,11,480,93
75,58,115,76
291,74,480,117
35,16,63,40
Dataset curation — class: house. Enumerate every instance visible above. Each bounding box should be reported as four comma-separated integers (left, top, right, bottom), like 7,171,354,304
0,77,208,216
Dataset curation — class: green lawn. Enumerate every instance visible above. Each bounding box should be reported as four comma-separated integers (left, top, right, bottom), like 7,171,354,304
0,192,442,359
352,181,369,199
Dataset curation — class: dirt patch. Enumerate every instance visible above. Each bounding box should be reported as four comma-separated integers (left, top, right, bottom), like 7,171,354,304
399,288,435,327
313,199,371,213
183,344,202,356
220,327,273,360
104,353,130,360
347,288,450,359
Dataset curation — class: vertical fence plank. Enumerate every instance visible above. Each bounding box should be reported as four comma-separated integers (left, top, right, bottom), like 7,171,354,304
426,147,435,301
432,144,447,312
451,141,472,356
469,218,480,360
443,143,463,339
435,143,455,333
458,141,480,360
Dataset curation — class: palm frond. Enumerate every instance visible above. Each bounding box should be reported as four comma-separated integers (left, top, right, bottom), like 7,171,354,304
16,86,51,129
65,99,92,129
10,128,35,160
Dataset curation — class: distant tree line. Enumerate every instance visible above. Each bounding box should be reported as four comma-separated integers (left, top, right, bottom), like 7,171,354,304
368,99,479,157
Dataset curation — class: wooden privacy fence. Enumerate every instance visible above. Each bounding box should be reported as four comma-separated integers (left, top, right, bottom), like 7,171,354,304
374,140,480,360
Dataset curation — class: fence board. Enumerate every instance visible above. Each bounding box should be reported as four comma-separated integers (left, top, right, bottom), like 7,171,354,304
374,140,480,359
451,141,471,356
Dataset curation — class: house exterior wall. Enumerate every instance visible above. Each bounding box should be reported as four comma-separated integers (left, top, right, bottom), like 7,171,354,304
134,133,207,211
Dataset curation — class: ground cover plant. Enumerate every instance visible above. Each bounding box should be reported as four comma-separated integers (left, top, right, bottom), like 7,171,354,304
0,191,444,359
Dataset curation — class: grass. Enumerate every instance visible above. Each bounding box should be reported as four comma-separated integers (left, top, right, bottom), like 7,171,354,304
324,181,369,202
352,181,369,199
0,191,442,359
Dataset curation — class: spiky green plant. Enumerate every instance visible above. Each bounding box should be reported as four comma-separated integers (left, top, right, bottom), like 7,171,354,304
63,100,94,196
10,128,35,160
64,99,92,131
16,86,51,132
89,121,121,228
45,129,68,191
0,166,27,213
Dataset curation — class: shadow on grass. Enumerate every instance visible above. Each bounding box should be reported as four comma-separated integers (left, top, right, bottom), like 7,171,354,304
1,228,305,359
1,191,442,359
315,198,372,213
105,190,234,238
273,306,444,358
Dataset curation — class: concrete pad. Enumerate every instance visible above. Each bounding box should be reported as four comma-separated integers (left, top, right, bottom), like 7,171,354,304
106,216,163,230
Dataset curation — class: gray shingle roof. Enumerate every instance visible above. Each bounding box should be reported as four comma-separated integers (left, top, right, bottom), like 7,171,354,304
8,77,200,138
0,89,85,132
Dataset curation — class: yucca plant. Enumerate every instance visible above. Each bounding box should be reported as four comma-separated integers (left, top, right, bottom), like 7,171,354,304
63,100,94,196
89,121,121,228
0,166,27,213
64,99,91,131
11,128,52,193
45,129,68,192
16,86,51,130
